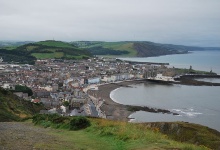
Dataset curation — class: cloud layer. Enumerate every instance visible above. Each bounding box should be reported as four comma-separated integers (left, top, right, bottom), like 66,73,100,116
0,0,220,46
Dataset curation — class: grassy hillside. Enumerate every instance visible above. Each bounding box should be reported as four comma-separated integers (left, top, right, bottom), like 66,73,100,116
0,87,44,121
2,40,220,62
0,48,37,64
73,41,220,57
0,41,33,50
32,114,220,150
73,41,137,56
73,41,190,57
0,40,92,63
36,40,75,48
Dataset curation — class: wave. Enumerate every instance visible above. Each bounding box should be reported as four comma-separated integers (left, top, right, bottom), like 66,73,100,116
172,108,202,118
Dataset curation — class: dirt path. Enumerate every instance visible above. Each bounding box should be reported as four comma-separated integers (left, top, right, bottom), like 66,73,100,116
0,122,61,150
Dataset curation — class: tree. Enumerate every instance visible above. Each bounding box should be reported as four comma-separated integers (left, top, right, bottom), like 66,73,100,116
69,116,90,130
63,101,69,107
12,85,33,96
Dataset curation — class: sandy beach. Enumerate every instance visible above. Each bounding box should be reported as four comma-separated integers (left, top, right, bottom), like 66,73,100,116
87,80,146,121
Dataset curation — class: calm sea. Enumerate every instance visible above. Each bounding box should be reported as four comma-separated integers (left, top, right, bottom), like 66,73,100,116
112,51,220,131
119,51,220,74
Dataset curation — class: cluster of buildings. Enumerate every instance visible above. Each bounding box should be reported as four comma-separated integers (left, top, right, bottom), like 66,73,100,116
0,57,175,118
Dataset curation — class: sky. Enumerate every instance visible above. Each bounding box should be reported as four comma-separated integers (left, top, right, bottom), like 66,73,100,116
0,0,220,47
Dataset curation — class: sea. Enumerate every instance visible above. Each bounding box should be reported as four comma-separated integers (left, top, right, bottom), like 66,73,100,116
111,51,220,131
119,50,220,74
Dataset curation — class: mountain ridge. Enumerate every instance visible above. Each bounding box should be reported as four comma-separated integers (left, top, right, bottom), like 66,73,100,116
72,41,220,57
1,40,220,64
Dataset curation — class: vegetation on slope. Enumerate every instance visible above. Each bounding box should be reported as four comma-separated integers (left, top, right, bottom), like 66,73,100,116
18,40,92,59
2,40,219,62
73,41,189,57
73,41,220,58
36,40,76,48
86,46,129,55
133,41,188,57
0,48,36,64
32,114,220,150
0,40,92,63
0,87,44,122
0,41,33,50
10,85,33,96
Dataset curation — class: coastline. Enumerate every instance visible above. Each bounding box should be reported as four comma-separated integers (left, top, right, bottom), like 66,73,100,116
87,80,178,121
87,80,145,121
87,75,220,122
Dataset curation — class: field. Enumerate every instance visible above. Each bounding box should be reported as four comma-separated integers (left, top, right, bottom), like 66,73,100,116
101,42,137,56
76,41,137,57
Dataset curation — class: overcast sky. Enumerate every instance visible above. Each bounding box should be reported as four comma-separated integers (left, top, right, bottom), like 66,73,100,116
0,0,220,47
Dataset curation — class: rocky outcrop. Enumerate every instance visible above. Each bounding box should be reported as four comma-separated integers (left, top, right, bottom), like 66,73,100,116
143,122,220,149
177,75,220,86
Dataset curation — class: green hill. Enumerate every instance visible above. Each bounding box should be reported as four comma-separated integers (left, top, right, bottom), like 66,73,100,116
1,40,220,63
73,41,220,57
0,87,44,121
0,41,33,50
72,41,189,57
19,40,92,59
0,40,92,63
36,40,75,48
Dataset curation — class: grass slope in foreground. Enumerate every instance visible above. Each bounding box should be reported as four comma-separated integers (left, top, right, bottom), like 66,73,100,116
32,114,220,150
0,87,44,121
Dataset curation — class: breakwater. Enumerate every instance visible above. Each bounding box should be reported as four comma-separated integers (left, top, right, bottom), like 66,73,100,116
117,59,169,65
176,74,220,86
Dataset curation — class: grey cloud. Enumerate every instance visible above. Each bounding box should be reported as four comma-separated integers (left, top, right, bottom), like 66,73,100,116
0,0,220,46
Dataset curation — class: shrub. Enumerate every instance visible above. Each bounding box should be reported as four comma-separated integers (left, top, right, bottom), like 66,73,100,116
69,116,91,130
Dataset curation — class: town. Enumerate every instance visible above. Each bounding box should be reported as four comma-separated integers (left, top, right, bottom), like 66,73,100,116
0,57,180,118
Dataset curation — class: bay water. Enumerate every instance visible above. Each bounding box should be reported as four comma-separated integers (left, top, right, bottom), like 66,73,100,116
112,51,220,131
119,51,220,74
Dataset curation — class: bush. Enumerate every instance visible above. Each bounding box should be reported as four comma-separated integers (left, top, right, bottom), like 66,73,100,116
69,116,91,130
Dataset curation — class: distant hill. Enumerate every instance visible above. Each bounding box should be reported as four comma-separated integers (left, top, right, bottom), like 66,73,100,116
0,40,92,64
72,41,220,57
1,40,220,63
0,41,34,50
0,87,44,121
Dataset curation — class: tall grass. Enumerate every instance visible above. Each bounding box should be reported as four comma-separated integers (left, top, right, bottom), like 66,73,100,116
32,114,211,150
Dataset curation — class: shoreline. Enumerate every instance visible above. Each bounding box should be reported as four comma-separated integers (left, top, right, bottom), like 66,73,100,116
87,75,220,121
88,80,144,121
87,80,178,121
